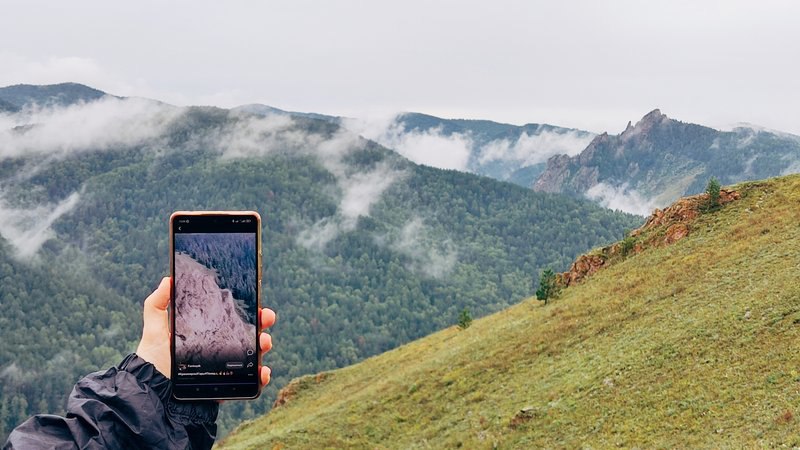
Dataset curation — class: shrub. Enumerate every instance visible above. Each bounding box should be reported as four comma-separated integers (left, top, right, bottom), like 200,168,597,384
457,308,473,330
620,236,636,256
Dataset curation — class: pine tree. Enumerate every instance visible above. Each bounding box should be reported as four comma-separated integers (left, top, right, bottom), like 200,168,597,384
706,176,721,210
536,268,559,305
457,308,473,330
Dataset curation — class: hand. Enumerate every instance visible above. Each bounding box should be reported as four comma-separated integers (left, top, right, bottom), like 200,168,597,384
136,277,276,387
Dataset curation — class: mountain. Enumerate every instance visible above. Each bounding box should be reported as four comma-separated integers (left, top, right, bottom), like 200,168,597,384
0,82,110,109
0,84,639,438
534,109,800,215
0,98,19,113
232,104,339,123
353,112,596,188
219,173,800,449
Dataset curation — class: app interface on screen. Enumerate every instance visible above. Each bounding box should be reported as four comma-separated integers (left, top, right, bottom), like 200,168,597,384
173,224,257,385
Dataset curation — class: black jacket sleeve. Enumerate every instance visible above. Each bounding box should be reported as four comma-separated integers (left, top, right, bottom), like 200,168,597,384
3,354,219,450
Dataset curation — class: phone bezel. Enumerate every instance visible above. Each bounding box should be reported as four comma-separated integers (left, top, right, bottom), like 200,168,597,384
169,210,262,401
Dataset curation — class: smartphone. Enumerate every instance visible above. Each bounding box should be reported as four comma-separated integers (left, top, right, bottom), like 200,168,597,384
169,211,262,400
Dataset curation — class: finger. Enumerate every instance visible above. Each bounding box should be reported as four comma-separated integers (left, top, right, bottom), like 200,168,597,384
143,277,171,327
260,365,272,387
259,332,273,353
260,308,276,330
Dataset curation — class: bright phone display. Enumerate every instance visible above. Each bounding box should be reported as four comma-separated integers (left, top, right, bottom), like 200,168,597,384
170,211,261,400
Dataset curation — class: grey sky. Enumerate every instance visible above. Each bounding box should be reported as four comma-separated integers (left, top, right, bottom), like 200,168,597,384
1,0,798,134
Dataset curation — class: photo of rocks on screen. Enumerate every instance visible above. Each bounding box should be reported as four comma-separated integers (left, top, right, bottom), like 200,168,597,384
174,233,257,368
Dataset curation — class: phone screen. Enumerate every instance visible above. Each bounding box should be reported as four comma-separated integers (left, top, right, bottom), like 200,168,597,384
170,212,260,399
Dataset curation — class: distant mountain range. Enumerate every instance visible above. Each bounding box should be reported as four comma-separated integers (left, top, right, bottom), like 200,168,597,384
0,82,109,108
391,113,596,187
368,109,800,215
7,83,797,217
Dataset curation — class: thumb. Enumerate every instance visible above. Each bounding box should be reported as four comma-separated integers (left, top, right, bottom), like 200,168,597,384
143,277,171,330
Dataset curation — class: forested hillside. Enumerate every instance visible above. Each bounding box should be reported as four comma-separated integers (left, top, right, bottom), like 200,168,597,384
0,85,639,437
350,112,595,187
175,233,257,323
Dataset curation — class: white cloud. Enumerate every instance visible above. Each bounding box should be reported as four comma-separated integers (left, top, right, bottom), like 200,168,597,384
477,129,594,167
780,157,800,176
0,97,182,159
585,182,655,216
212,112,404,251
0,362,21,383
213,112,298,158
0,192,81,259
389,217,457,279
297,162,402,251
344,116,472,171
339,167,399,219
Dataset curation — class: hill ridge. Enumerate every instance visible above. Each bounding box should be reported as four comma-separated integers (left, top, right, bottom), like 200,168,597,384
219,173,800,448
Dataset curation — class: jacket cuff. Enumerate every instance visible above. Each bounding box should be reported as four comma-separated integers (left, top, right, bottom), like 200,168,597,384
119,353,219,425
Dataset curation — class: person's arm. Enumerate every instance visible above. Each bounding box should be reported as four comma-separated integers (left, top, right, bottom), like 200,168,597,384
5,353,218,450
4,278,276,450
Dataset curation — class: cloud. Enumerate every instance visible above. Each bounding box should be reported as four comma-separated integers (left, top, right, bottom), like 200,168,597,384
0,97,183,159
0,98,404,254
585,182,655,216
388,217,457,278
344,116,472,171
212,112,405,250
0,362,22,383
0,192,81,259
345,115,594,175
339,166,399,219
297,162,402,251
213,112,299,158
477,129,594,167
780,157,800,176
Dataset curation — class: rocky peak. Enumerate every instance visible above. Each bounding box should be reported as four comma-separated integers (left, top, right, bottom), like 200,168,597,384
641,108,665,123
624,120,634,133
620,109,668,141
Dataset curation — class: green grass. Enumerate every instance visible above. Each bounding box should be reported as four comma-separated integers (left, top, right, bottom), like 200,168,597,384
219,174,800,449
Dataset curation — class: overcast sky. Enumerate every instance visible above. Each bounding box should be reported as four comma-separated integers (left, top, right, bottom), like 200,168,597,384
1,0,798,134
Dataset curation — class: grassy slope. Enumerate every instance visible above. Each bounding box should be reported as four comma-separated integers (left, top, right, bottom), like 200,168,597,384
220,174,800,449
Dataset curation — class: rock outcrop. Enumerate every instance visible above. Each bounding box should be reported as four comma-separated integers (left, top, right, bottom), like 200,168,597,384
174,253,256,364
273,372,329,409
556,188,741,287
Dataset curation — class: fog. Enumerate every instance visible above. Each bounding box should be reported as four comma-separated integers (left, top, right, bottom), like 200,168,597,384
476,129,595,167
585,183,655,217
389,218,458,279
344,116,473,171
0,97,182,159
0,192,81,259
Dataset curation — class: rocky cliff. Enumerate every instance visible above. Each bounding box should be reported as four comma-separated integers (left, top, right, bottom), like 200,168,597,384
174,253,256,364
533,109,800,215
